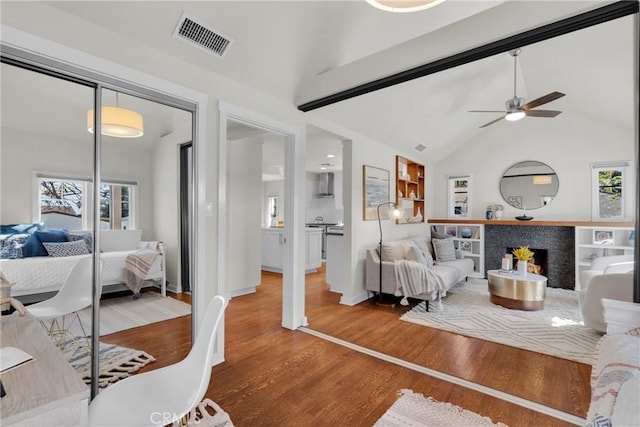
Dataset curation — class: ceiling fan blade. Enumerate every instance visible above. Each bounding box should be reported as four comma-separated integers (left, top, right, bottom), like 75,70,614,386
525,109,562,118
522,91,565,110
479,116,505,128
469,110,506,113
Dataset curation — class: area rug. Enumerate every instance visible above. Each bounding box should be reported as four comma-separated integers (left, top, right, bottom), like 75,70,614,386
72,291,191,336
374,389,507,427
400,280,601,364
62,338,155,388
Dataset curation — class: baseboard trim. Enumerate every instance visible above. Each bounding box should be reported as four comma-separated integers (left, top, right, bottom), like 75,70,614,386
300,327,585,426
339,291,370,306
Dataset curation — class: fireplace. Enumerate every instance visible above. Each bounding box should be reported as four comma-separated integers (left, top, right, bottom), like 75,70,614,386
485,225,575,289
507,247,548,276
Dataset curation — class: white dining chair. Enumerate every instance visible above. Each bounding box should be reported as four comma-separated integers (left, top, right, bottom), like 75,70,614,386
27,256,98,349
88,295,227,427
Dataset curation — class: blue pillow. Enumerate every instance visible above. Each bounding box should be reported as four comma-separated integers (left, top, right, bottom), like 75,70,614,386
0,234,30,259
22,229,68,258
0,223,44,235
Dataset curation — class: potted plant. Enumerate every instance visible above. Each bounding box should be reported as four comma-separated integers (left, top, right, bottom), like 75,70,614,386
493,204,504,219
512,246,534,275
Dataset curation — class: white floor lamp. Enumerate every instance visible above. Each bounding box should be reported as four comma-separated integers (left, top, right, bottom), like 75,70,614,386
377,201,400,307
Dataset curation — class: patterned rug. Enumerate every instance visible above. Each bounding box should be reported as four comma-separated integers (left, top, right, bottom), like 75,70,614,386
375,389,507,426
72,291,191,336
62,338,155,388
400,279,601,364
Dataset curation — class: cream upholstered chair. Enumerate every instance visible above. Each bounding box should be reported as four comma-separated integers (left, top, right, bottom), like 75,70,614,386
579,273,634,333
89,295,227,427
27,257,97,349
579,254,634,290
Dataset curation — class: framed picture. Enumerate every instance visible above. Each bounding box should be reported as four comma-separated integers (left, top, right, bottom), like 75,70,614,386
444,226,457,237
593,229,614,245
363,165,390,221
459,241,472,252
507,195,522,209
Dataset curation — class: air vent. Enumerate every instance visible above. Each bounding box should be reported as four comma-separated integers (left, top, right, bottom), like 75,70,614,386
173,13,233,58
414,144,427,152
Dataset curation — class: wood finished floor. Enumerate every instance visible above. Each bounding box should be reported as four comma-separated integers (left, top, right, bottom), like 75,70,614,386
103,266,591,427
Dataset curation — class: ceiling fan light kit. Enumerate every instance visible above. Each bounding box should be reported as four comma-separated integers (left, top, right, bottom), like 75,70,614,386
505,111,526,122
470,49,565,128
365,0,447,13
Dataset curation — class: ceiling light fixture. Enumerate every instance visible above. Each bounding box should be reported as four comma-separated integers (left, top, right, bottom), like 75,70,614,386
87,93,144,138
326,154,335,158
365,0,447,13
504,110,526,122
533,175,553,185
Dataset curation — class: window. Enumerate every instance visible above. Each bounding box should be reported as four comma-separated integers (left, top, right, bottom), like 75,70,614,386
100,183,135,230
39,178,88,230
448,175,472,218
591,161,632,221
36,174,137,230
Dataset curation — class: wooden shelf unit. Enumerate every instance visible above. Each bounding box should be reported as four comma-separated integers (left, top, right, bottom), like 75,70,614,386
396,156,425,224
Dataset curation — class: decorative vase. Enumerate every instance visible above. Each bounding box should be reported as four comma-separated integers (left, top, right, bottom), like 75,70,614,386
460,227,472,238
517,260,528,275
485,210,493,220
414,207,423,223
494,210,503,219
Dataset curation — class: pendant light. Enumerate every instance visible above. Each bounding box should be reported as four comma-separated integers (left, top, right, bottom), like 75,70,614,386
365,0,447,13
87,93,144,138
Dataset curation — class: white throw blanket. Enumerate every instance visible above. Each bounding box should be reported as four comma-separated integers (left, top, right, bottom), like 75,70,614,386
121,248,160,298
394,259,447,306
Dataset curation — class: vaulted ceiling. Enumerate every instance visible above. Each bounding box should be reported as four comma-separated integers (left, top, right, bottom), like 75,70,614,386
1,1,636,167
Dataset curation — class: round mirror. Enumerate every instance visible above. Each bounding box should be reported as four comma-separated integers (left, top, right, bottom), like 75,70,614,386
500,161,559,210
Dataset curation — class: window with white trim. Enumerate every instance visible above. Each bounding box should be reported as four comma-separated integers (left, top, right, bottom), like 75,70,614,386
36,174,137,230
591,161,632,221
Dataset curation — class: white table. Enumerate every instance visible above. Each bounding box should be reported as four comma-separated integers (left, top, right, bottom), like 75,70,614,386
0,313,89,426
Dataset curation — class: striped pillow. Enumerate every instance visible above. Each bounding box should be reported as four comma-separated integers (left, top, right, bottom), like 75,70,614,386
43,240,90,257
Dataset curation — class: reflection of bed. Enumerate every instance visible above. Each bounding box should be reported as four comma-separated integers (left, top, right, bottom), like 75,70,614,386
0,230,166,302
1,249,165,298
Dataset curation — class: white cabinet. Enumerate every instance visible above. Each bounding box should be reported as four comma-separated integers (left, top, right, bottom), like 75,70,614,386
429,222,485,277
261,228,322,273
261,228,284,272
575,226,634,290
325,232,343,293
305,229,322,272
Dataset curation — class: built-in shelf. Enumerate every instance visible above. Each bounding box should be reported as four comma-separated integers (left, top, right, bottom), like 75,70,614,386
429,222,485,277
396,155,424,224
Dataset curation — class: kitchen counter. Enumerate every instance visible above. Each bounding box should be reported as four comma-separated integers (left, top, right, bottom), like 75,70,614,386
261,227,322,273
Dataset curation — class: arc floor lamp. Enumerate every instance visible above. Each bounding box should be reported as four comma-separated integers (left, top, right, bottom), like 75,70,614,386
377,201,400,307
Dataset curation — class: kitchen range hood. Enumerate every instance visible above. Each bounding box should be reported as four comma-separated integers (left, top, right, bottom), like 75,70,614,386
314,172,334,198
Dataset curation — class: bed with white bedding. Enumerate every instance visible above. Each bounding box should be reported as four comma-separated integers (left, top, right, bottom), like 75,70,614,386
0,229,166,301
1,248,165,297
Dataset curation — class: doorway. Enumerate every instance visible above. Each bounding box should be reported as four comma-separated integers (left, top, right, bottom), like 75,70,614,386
218,101,306,330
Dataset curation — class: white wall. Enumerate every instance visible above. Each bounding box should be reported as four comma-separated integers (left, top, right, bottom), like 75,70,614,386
429,113,635,221
228,138,262,294
152,129,191,290
0,127,155,232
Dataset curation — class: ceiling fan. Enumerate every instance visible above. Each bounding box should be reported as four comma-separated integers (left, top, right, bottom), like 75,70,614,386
470,49,565,128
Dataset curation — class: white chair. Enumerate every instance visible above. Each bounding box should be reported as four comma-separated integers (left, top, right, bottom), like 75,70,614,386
27,257,97,349
579,254,634,290
579,273,634,333
89,295,227,427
